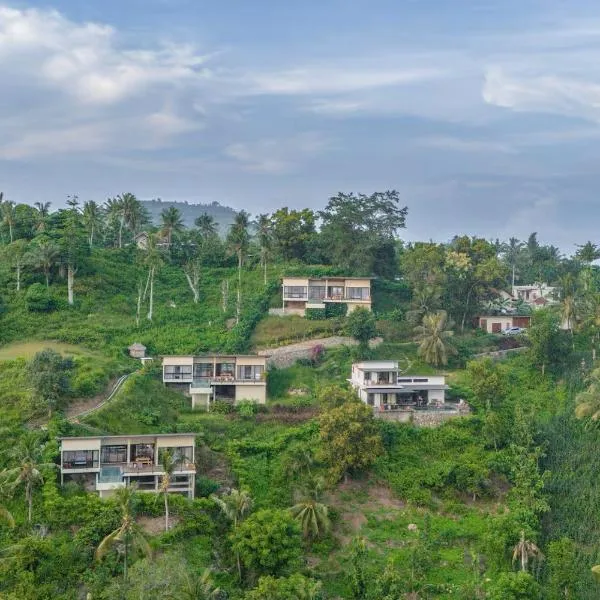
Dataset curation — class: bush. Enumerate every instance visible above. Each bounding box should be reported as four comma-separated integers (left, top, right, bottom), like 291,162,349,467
306,308,326,320
236,400,258,419
196,476,220,497
211,400,235,414
25,283,55,312
325,302,347,318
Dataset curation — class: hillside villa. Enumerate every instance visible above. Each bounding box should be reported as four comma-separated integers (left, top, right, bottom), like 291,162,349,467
162,354,267,409
478,314,532,333
512,284,557,307
349,360,448,412
59,433,196,498
281,276,372,316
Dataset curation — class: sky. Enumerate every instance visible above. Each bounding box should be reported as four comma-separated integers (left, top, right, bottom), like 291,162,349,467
1,0,600,251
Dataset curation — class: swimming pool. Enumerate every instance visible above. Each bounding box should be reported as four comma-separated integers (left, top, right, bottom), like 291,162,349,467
98,466,123,483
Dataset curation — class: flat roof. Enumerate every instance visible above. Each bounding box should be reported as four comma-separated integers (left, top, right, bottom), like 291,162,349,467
160,354,267,359
282,276,373,280
59,433,196,441
354,361,398,369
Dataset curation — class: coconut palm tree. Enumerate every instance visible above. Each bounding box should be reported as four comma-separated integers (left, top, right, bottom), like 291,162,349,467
512,530,543,573
226,211,250,324
177,567,224,600
1,198,17,243
195,213,217,240
160,206,184,246
561,295,577,334
95,485,151,582
1,434,56,524
104,197,124,247
256,213,272,285
28,240,60,287
158,450,177,532
414,310,456,367
576,241,600,265
33,201,51,233
144,234,165,321
211,488,252,579
82,200,104,248
290,476,331,540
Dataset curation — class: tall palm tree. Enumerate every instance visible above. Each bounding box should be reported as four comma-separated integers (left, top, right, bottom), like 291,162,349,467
290,476,331,540
104,197,124,248
1,198,17,243
82,200,104,248
195,213,217,240
227,211,250,324
160,206,184,246
177,567,224,600
120,192,146,239
158,450,177,532
256,213,271,285
144,234,165,321
576,241,600,265
33,201,51,233
211,488,252,580
95,485,151,582
561,295,577,334
512,530,543,573
414,311,456,367
1,434,56,523
28,240,59,287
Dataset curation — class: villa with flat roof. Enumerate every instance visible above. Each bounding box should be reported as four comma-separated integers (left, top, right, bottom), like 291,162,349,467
59,433,196,498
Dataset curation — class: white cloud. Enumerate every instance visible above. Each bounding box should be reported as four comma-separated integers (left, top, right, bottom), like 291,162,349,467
0,5,210,159
224,133,330,173
418,135,517,153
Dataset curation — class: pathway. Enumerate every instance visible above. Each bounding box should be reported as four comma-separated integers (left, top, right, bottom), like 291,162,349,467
257,336,383,369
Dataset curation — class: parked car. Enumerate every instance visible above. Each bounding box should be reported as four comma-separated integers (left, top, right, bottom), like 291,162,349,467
502,326,526,336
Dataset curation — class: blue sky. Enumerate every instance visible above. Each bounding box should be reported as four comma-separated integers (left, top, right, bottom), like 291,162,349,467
1,0,600,250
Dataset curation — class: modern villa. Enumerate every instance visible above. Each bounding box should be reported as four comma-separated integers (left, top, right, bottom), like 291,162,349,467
162,354,267,409
349,361,448,412
281,276,372,316
59,433,196,498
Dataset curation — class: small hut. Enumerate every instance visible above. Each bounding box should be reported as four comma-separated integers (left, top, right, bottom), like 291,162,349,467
128,342,147,359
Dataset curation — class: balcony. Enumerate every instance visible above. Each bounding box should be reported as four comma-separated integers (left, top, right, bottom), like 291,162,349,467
62,460,99,471
164,372,193,382
122,461,196,475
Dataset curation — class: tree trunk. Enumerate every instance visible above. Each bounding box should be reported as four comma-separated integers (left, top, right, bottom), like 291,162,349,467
45,270,50,288
184,271,199,303
124,538,128,582
8,222,13,243
264,258,267,285
236,251,242,324
135,282,142,327
16,263,21,292
27,482,32,523
67,264,75,305
118,218,124,249
147,267,154,321
164,492,169,531
461,287,473,333
89,225,94,249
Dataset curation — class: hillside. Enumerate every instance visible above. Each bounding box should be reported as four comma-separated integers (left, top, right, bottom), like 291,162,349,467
141,199,238,233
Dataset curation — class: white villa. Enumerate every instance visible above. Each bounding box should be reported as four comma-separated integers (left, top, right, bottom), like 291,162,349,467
162,354,267,409
349,361,448,412
59,433,197,498
512,284,557,307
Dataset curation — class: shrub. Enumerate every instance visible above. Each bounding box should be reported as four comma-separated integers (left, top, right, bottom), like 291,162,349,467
25,283,55,312
211,400,235,414
325,302,347,318
196,476,220,498
237,400,258,419
306,308,327,320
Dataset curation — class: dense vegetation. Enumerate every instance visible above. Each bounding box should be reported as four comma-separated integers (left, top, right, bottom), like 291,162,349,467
1,193,600,598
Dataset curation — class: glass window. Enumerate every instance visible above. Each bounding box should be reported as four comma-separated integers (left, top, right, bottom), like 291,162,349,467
308,286,326,300
62,450,99,469
328,286,344,299
216,363,235,377
194,363,213,378
284,286,307,299
159,446,193,464
164,365,192,380
367,393,374,406
237,365,264,380
346,287,370,300
101,445,127,464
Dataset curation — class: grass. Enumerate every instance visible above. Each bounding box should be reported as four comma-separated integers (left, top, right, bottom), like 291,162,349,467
251,314,343,348
0,340,103,361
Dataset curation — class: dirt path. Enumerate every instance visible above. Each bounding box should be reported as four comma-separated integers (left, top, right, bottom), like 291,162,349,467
257,336,382,368
67,373,131,422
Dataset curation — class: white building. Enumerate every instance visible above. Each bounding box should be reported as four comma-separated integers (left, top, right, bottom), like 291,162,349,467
512,284,557,307
349,361,448,412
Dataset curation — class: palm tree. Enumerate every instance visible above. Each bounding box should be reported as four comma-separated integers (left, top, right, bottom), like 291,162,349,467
177,567,224,600
160,206,185,246
512,530,543,573
158,450,177,531
575,368,600,423
211,488,252,579
195,213,217,240
33,201,51,233
82,200,104,248
1,434,56,523
290,476,331,540
226,211,250,324
95,485,151,582
413,310,456,367
104,197,124,248
120,192,146,239
561,295,577,334
576,241,600,265
1,198,17,243
3,239,29,291
144,235,165,321
29,240,60,287
256,214,271,285
504,237,524,288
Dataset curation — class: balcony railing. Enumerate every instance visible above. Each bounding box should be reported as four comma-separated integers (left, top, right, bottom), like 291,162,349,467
62,460,99,470
164,373,193,381
122,461,196,475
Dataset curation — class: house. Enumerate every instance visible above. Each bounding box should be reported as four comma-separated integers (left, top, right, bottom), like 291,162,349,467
512,284,557,307
349,361,448,412
134,231,170,250
59,433,196,498
478,314,531,334
128,342,147,359
162,354,267,409
281,276,372,316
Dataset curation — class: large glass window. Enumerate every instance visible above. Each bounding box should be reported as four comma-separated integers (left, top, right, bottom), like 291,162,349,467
215,362,235,378
101,445,127,464
328,286,344,299
284,286,308,299
346,287,370,300
237,365,264,380
159,446,194,464
62,450,99,469
194,363,213,379
308,286,326,300
164,365,193,380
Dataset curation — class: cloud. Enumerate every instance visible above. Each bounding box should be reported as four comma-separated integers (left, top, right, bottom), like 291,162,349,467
224,133,330,173
418,135,517,153
0,5,210,159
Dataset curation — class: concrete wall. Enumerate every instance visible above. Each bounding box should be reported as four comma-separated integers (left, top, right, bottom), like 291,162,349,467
235,385,267,404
